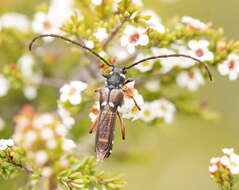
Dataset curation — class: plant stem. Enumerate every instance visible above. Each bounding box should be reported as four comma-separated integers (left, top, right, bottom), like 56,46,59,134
49,180,57,190
103,17,128,49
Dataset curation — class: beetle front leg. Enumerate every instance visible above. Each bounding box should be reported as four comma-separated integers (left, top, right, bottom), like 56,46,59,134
117,111,125,140
123,79,133,85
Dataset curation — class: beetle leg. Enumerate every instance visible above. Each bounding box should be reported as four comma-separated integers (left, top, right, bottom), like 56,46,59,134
102,74,108,78
117,111,125,140
131,95,141,111
94,88,101,93
89,116,99,134
123,79,133,85
124,93,141,111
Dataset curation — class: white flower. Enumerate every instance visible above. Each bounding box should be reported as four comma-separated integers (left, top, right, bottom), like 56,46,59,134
49,0,74,12
60,81,87,105
62,139,76,152
170,41,195,68
17,54,34,78
0,12,30,32
134,52,154,72
222,148,235,156
209,164,218,173
151,47,177,73
121,25,149,54
139,103,156,122
0,139,14,151
23,86,38,100
32,0,74,37
55,124,67,136
221,153,239,175
218,54,239,80
132,0,143,6
108,43,131,62
0,117,5,131
142,10,165,34
85,40,95,49
24,130,37,144
145,80,160,92
118,81,144,120
188,40,214,62
33,113,55,129
32,12,59,35
46,139,57,149
228,154,239,174
40,128,54,140
24,131,37,147
0,74,10,97
91,0,103,6
181,16,207,30
152,99,176,123
94,28,109,42
89,102,100,123
35,150,48,165
57,105,75,128
41,167,52,178
210,157,220,165
177,68,205,91
119,93,144,120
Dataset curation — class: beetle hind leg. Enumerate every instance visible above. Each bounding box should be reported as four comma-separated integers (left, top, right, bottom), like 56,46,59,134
117,112,125,140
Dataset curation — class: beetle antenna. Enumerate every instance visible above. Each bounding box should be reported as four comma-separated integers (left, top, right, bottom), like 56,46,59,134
29,34,114,68
125,54,212,81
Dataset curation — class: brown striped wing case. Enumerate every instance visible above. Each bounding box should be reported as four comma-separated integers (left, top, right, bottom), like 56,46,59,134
95,88,124,161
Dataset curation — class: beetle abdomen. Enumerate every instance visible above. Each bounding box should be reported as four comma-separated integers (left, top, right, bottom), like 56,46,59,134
95,108,116,161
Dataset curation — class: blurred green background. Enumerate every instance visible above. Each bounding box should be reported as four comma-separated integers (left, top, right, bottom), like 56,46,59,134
1,0,239,190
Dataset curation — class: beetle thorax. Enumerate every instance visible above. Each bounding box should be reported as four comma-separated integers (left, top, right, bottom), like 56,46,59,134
106,68,126,89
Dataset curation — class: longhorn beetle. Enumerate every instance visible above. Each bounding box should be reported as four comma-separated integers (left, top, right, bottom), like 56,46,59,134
29,34,212,161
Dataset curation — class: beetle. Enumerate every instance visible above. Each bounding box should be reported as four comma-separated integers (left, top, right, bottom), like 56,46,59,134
29,34,212,161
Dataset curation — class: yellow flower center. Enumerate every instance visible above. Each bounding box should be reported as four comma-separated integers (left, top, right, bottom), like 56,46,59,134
143,110,151,117
68,88,77,96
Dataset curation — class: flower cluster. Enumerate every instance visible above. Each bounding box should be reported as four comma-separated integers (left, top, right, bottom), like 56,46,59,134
17,54,41,99
58,80,88,128
209,148,239,189
139,99,176,123
13,105,75,178
59,81,87,105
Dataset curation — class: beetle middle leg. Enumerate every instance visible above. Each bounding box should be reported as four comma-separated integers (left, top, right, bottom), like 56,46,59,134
89,116,99,134
117,111,125,140
123,90,141,111
130,95,141,111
